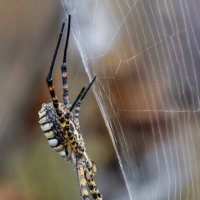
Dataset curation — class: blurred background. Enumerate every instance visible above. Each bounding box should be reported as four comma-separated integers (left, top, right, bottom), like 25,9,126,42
1,0,200,200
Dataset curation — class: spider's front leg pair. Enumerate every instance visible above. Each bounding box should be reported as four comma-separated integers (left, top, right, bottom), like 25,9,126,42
46,16,95,152
46,16,82,153
46,19,70,137
42,15,102,200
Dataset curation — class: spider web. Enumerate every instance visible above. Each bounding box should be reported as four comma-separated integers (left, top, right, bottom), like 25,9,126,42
61,0,200,199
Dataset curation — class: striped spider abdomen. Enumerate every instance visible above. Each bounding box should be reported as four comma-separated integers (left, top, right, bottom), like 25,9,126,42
39,102,71,160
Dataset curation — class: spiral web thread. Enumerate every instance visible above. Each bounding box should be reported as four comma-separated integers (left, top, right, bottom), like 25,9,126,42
61,0,200,199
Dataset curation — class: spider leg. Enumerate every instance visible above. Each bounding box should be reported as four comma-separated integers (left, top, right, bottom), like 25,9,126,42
71,151,77,169
88,160,97,177
70,76,96,112
71,87,85,118
85,170,103,200
84,154,97,177
61,15,71,107
71,87,85,131
76,161,90,200
83,154,102,199
46,22,70,133
78,164,90,200
70,76,96,126
46,22,64,114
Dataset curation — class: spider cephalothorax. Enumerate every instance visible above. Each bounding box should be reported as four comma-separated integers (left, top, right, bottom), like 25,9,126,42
38,15,102,200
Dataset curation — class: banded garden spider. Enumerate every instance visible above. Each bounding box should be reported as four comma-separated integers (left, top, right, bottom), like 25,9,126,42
38,15,102,200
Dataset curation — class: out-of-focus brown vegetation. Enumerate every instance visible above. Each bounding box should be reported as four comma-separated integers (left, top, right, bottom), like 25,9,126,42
0,0,60,158
0,185,31,200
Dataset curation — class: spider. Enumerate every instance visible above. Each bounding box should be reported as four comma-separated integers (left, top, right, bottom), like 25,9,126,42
38,15,102,200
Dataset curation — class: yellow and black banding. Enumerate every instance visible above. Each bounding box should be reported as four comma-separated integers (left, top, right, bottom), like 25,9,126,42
85,170,102,200
47,79,70,132
85,159,97,177
47,80,59,109
61,63,69,106
77,164,89,200
63,120,85,158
